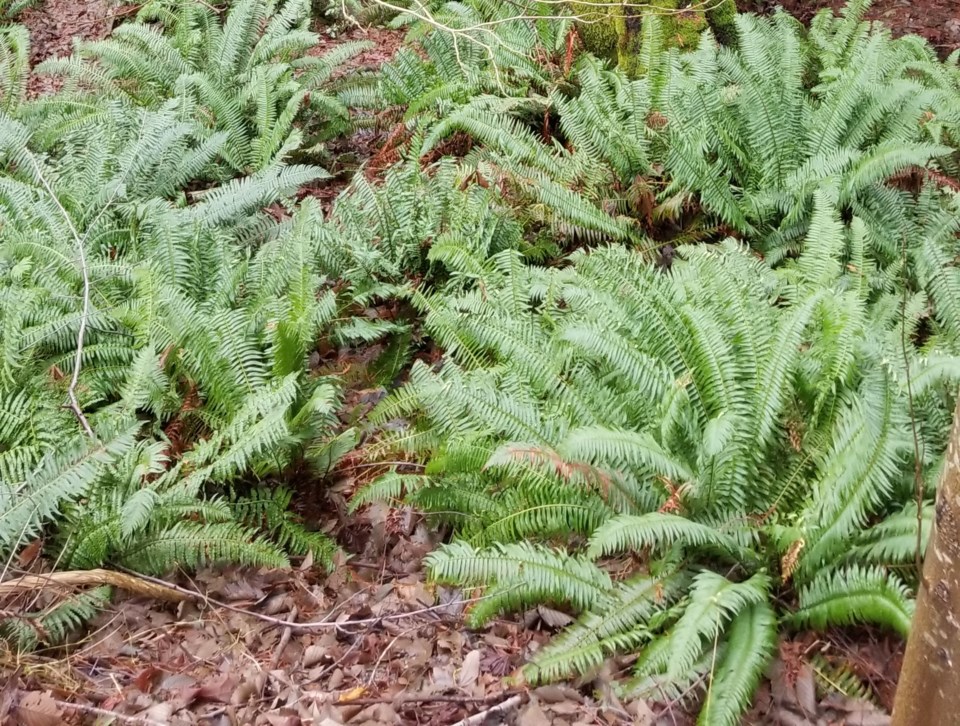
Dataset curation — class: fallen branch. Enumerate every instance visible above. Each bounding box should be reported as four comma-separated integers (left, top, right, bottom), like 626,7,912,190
450,694,525,726
0,570,188,603
269,605,299,668
27,155,94,439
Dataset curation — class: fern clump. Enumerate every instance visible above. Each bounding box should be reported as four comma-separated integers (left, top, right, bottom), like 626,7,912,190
658,4,960,263
0,90,401,577
32,0,372,173
359,191,958,721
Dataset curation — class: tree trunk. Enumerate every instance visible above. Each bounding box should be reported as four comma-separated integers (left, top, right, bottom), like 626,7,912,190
891,396,960,725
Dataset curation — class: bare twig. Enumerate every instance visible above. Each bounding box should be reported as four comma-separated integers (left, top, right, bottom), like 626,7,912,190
0,569,188,602
365,624,420,687
269,605,299,668
23,115,149,441
26,155,94,439
449,694,525,726
52,699,168,726
339,692,520,707
900,232,926,581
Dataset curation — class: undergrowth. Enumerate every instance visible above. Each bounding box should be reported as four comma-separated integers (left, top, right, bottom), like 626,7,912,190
2,0,960,720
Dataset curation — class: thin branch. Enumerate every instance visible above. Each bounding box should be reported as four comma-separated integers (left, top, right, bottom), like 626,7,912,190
449,694,525,726
900,232,925,581
0,569,189,602
343,692,521,707
126,569,503,631
52,699,169,726
26,154,94,439
268,605,299,668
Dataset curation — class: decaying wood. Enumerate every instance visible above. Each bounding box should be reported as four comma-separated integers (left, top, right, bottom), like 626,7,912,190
892,395,960,725
0,569,189,602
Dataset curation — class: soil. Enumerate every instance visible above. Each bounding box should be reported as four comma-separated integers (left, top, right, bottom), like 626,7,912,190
18,0,115,96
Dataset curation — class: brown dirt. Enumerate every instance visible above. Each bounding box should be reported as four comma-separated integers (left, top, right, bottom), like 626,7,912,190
748,0,960,56
310,24,407,71
18,0,117,96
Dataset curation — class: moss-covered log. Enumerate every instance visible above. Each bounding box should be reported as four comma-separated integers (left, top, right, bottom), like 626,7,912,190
573,0,737,76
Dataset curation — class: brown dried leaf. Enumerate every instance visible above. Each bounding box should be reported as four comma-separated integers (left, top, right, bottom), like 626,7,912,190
264,708,302,726
519,698,552,726
303,644,328,668
534,685,582,704
537,605,573,629
16,691,62,726
16,539,43,567
133,666,164,694
794,665,817,717
458,650,481,687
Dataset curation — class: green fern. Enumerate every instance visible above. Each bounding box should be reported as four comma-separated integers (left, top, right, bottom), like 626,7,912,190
788,566,915,637
35,0,371,173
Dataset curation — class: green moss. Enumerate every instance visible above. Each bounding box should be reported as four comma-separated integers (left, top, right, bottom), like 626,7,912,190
571,2,619,62
706,0,739,47
570,0,737,78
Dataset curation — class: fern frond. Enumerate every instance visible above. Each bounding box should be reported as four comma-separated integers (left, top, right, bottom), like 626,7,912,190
698,601,778,726
426,540,611,625
788,565,914,636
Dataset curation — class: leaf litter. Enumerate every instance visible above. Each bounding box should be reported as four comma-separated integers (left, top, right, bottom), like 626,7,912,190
1,514,623,725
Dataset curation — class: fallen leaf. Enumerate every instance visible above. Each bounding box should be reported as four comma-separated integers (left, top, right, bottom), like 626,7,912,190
139,703,174,723
430,665,455,692
402,637,433,669
133,666,164,694
519,698,552,726
458,650,481,687
16,691,61,726
537,605,573,628
534,685,582,704
626,699,655,725
198,674,236,703
159,673,197,691
300,548,314,571
338,686,367,703
303,644,328,668
16,539,43,567
264,708,302,726
794,665,817,717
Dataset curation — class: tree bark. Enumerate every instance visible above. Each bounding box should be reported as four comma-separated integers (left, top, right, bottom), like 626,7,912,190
892,395,960,725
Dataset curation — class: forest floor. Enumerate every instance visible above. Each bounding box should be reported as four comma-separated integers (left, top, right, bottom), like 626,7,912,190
0,1,927,724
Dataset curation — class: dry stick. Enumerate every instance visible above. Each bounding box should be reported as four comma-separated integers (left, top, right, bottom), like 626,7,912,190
51,699,168,726
0,569,188,602
269,605,299,668
341,692,520,707
1,566,502,632
25,114,148,441
27,156,94,439
449,694,524,726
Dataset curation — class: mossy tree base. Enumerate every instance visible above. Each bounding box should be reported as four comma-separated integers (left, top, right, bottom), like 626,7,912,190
573,0,737,77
